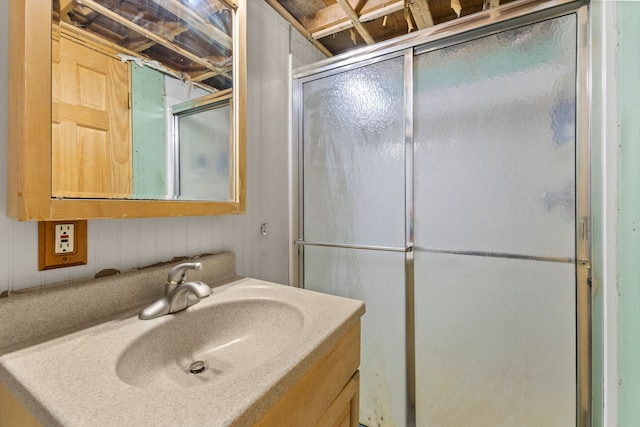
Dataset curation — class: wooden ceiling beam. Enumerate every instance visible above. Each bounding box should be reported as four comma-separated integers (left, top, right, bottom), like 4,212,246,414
302,0,404,40
483,0,500,10
130,24,189,53
335,0,375,44
408,0,435,29
302,0,357,33
148,0,232,50
78,0,228,76
192,70,220,82
59,22,228,88
59,0,76,20
263,0,333,57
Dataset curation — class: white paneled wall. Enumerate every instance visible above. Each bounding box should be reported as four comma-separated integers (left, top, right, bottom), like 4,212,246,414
0,0,325,293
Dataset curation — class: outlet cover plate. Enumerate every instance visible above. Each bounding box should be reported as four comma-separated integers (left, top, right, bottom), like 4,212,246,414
38,221,88,270
54,223,75,254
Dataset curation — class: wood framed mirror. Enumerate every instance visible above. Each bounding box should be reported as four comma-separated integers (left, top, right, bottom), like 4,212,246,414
7,0,246,220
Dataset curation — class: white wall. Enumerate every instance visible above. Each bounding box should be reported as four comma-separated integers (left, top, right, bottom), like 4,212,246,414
0,0,324,293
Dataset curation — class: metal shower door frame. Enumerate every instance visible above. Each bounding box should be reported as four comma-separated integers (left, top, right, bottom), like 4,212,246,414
291,1,590,425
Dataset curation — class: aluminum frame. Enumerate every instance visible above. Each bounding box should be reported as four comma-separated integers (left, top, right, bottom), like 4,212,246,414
575,6,592,427
403,48,416,427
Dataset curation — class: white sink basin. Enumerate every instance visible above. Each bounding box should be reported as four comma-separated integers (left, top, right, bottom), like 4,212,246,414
116,298,304,389
0,278,364,427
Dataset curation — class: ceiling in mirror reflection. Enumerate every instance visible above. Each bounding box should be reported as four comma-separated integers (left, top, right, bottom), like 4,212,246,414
52,0,234,92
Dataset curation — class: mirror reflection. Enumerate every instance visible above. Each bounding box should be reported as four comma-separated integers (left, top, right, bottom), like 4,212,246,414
51,0,237,201
172,92,232,201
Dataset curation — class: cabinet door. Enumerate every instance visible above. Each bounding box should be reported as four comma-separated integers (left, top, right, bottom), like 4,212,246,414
0,382,41,427
52,36,132,199
316,371,360,427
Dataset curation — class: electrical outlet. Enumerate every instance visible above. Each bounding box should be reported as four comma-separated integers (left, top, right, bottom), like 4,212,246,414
38,221,88,270
54,223,75,254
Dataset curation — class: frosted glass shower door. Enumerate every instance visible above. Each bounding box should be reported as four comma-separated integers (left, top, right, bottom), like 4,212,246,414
300,56,408,426
413,15,578,426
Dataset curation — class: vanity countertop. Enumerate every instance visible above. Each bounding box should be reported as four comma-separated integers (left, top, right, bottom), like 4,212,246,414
0,255,364,427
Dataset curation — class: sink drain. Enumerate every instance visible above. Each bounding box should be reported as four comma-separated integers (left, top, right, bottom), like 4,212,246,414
189,360,206,374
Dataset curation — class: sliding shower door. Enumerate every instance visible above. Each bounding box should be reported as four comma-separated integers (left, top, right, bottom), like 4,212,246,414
300,55,410,426
413,14,578,426
295,4,587,427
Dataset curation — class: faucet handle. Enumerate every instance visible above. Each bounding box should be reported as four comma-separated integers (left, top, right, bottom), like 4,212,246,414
166,262,203,285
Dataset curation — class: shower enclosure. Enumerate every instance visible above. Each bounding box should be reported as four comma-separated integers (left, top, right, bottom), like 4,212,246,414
293,1,589,426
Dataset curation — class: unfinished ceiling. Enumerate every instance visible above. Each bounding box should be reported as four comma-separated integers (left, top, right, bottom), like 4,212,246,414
50,0,520,90
265,0,518,57
53,0,234,91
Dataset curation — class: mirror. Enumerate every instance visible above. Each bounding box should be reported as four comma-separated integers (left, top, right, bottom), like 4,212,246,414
52,0,237,201
7,0,245,220
170,91,233,201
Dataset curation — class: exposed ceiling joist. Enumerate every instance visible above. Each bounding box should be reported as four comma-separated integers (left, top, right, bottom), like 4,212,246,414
267,0,515,57
335,0,375,45
149,0,232,49
483,0,501,10
60,0,75,19
78,0,229,77
131,25,189,53
408,0,435,29
302,0,405,38
58,21,224,91
263,0,333,56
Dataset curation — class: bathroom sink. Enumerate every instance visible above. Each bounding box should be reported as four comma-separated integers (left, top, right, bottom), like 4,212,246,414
116,298,304,389
0,278,364,426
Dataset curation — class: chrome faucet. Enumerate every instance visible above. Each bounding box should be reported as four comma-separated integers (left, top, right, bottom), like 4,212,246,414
139,262,212,320
167,262,202,286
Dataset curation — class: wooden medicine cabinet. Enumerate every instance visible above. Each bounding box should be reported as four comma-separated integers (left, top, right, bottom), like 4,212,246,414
7,0,246,220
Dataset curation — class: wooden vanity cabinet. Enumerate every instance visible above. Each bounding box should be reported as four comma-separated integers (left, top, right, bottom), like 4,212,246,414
0,322,361,427
0,381,41,427
316,371,360,427
254,322,361,427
